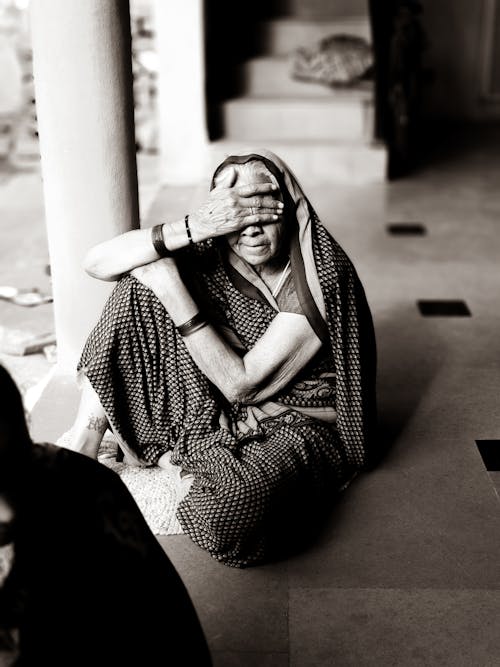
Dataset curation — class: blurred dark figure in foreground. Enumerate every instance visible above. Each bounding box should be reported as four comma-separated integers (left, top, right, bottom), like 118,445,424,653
0,365,211,666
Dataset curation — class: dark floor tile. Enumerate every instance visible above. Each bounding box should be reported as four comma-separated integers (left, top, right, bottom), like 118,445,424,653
212,651,289,667
387,222,427,235
476,440,500,470
289,588,500,666
417,299,471,316
157,535,288,654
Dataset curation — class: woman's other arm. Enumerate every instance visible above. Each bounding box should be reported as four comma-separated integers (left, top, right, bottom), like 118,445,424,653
83,170,283,281
190,311,321,404
132,259,321,404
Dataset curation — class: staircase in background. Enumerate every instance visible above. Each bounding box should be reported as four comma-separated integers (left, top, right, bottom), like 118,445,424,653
209,5,387,185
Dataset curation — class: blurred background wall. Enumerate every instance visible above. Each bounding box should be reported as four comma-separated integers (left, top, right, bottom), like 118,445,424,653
421,0,500,121
3,0,500,173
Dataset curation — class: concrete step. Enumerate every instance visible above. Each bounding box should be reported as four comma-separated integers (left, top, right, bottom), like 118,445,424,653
239,55,374,98
257,16,371,56
221,96,373,143
209,139,387,185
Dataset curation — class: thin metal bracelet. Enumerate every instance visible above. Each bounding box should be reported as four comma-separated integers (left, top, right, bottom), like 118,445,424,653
184,214,194,244
176,312,208,337
151,224,174,257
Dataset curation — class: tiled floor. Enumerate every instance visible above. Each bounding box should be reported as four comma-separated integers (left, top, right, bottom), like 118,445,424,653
24,127,500,665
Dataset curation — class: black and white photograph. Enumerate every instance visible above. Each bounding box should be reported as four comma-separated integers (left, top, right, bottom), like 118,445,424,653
1,0,500,665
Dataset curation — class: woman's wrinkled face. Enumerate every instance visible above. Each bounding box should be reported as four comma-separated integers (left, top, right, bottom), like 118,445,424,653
224,165,286,267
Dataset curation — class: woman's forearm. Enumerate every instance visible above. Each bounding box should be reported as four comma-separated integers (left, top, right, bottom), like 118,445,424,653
82,221,191,282
144,262,321,404
83,178,282,282
148,266,249,401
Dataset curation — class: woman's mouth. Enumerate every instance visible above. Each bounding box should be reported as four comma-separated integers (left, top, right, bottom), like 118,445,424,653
241,242,268,250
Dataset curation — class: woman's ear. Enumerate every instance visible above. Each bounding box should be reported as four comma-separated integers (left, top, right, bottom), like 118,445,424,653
214,166,237,190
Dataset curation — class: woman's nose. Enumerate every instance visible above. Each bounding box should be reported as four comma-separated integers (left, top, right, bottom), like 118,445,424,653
241,225,262,237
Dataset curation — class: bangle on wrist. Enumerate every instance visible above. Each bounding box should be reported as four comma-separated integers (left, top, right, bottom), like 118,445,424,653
151,224,174,258
185,214,194,245
176,312,208,337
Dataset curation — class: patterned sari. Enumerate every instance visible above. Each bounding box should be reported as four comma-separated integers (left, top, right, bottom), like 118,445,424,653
78,150,377,567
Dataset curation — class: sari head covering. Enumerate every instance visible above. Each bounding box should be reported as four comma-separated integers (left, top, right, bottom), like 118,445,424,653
210,149,378,468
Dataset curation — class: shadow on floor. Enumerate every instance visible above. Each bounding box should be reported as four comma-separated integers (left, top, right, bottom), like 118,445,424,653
368,304,446,466
256,301,448,564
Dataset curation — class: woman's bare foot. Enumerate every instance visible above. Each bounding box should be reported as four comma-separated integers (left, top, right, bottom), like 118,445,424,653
157,451,173,470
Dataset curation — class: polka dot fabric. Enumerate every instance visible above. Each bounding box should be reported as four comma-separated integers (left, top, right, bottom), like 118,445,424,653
79,274,220,464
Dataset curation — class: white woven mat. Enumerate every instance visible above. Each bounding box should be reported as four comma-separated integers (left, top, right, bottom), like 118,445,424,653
56,430,191,535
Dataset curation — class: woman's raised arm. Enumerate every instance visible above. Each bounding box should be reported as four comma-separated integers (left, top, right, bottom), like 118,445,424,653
83,171,283,282
132,259,322,404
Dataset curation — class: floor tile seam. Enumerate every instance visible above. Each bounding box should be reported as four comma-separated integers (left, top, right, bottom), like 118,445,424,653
371,277,500,287
393,410,500,431
374,464,500,479
360,257,500,267
370,452,499,477
388,405,500,422
379,394,500,414
362,268,500,276
394,420,500,433
355,459,495,474
375,247,500,255
368,281,500,292
287,585,500,593
380,359,500,375
210,649,290,656
368,283,500,293
365,276,500,290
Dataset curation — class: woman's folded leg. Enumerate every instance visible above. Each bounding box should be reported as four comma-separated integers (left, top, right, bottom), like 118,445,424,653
76,275,218,464
177,415,351,567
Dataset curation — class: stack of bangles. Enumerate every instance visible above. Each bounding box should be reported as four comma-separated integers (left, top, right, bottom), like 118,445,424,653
150,215,193,258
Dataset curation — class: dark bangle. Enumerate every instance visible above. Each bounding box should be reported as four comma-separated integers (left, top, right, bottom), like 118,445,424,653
176,312,209,337
151,224,174,258
184,214,194,245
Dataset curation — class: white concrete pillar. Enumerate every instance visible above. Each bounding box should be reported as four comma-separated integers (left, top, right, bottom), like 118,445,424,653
153,0,209,183
30,0,139,373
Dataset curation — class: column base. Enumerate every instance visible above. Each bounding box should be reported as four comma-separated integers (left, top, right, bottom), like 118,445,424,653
29,371,80,445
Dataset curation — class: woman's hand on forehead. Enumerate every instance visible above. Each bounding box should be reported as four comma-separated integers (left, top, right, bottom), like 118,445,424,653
189,169,284,241
236,184,284,220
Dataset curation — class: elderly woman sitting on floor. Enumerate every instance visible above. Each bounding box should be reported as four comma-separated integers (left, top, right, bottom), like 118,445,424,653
68,150,377,567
